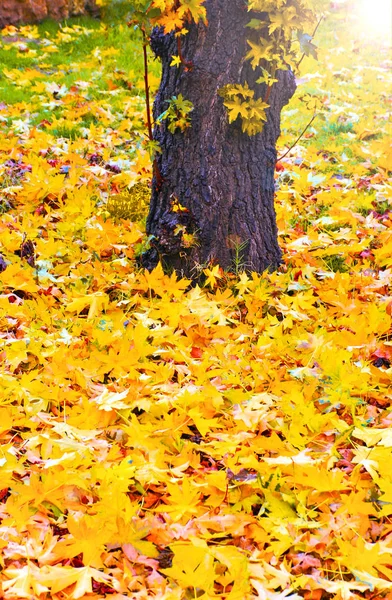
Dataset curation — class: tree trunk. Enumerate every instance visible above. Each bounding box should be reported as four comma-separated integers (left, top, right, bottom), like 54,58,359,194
142,0,296,276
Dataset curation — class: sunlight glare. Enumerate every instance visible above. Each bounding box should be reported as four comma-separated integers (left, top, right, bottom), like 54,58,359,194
359,0,392,43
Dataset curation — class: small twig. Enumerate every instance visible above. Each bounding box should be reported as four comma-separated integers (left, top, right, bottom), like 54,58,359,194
172,0,192,69
263,31,280,102
297,16,324,69
177,35,193,70
153,158,163,191
277,112,317,162
142,29,163,191
142,29,154,142
264,84,272,103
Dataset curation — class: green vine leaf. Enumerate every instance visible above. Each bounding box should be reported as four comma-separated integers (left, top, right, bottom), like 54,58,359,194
157,94,194,134
298,31,318,60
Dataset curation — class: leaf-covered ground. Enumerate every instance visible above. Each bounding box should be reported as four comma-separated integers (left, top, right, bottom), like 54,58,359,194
0,6,391,599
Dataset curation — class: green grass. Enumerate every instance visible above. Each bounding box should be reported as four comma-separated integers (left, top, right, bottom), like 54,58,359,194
0,10,151,111
321,121,355,136
322,254,350,273
50,123,81,140
100,0,134,21
0,85,30,104
0,47,37,69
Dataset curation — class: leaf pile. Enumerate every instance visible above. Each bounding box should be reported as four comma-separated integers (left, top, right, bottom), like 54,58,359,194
0,10,392,600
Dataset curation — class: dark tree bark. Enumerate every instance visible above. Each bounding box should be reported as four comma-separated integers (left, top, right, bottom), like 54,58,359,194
142,0,296,276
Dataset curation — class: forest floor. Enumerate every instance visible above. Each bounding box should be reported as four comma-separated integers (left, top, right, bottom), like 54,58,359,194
0,3,391,599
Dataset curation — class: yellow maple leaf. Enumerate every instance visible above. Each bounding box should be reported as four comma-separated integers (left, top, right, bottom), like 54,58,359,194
245,38,274,69
162,478,201,521
162,542,215,592
170,54,182,67
223,98,250,123
203,264,223,288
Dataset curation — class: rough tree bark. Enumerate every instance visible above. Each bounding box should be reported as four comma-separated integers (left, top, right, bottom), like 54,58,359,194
142,0,296,276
